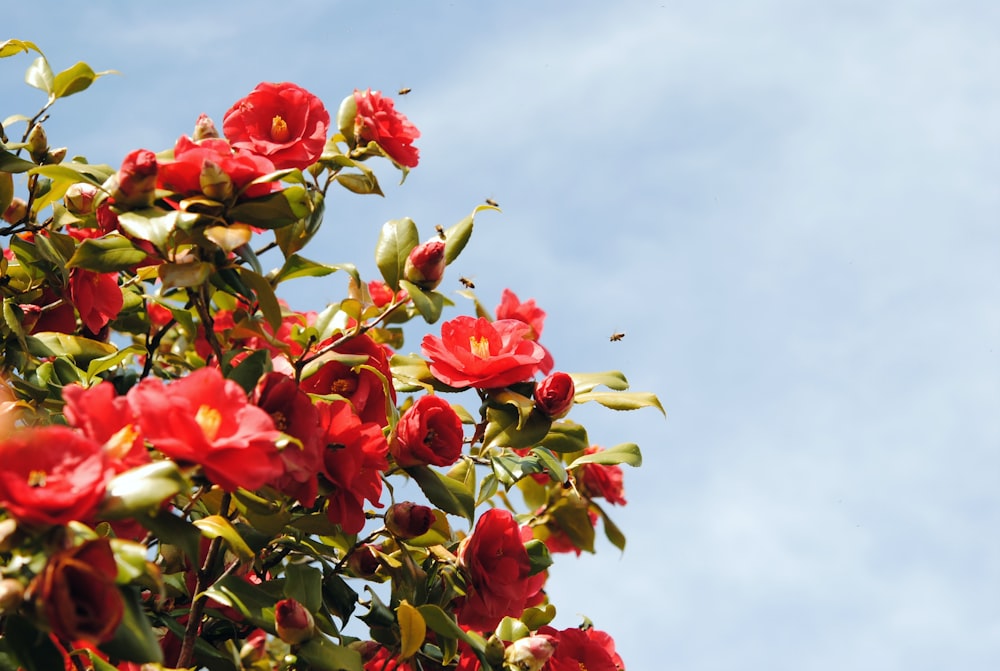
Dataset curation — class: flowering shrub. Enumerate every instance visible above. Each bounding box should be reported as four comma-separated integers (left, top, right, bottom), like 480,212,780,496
0,38,663,671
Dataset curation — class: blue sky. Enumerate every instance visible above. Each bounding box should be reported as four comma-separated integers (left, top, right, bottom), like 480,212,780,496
5,1,999,669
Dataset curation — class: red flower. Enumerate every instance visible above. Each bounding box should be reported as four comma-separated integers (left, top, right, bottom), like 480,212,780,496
158,135,278,200
391,395,464,468
274,598,315,644
361,644,414,671
300,333,396,427
252,372,323,505
127,367,283,491
577,446,627,506
403,239,446,290
317,402,389,534
456,508,543,632
353,89,421,168
368,280,408,308
534,372,575,419
536,626,623,671
69,268,123,335
113,148,158,208
223,82,330,170
30,539,124,644
62,382,149,472
0,426,112,526
496,289,554,373
384,502,434,539
421,316,547,389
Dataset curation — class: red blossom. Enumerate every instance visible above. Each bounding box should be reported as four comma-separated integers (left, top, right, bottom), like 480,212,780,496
223,82,330,170
69,268,123,334
391,394,464,468
157,135,278,200
300,333,396,427
537,626,624,671
127,367,283,491
577,446,627,506
496,289,554,373
354,89,421,168
113,148,158,208
534,371,575,418
62,381,149,473
403,239,446,290
317,402,389,534
421,316,547,389
0,426,112,526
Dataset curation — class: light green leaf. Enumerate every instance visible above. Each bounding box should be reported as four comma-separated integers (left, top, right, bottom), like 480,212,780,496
539,420,590,454
270,254,356,284
52,61,116,99
569,370,630,394
405,465,475,523
483,404,552,450
443,204,497,265
567,442,643,469
336,172,383,196
100,461,186,519
298,635,362,671
86,345,142,381
26,332,117,364
0,39,42,59
0,148,36,173
236,266,282,331
375,218,418,291
193,514,255,562
399,279,445,324
24,55,53,94
573,390,666,415
118,207,198,250
67,233,148,272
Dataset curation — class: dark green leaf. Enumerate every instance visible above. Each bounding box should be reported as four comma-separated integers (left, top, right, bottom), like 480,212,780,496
67,233,148,272
225,347,270,394
398,279,445,323
524,539,553,576
539,420,590,454
0,148,36,173
203,574,279,633
374,218,418,291
285,563,323,613
299,636,362,671
99,587,164,664
236,267,282,331
405,465,475,523
1,616,63,671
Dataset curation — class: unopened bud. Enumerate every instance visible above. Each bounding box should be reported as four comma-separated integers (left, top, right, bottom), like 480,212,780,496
504,635,558,671
26,125,48,163
0,579,24,614
385,502,434,539
402,239,446,290
274,598,315,644
193,113,219,141
45,147,67,165
534,371,575,419
64,183,100,215
199,159,234,201
2,197,28,225
347,544,381,579
113,148,158,209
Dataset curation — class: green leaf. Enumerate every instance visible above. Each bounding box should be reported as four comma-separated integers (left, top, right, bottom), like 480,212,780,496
416,605,487,662
0,39,42,58
285,563,323,613
0,148,36,173
236,267,282,331
225,347,270,394
99,587,164,664
273,190,325,257
204,574,279,632
270,254,356,284
1,615,63,671
137,509,201,564
524,538,553,576
118,207,198,250
569,370,630,393
52,61,115,99
26,163,110,213
298,635,362,671
520,604,557,631
193,514,255,562
158,260,212,289
100,460,186,519
375,218,418,291
567,442,642,469
86,345,142,381
229,187,310,229
398,279,445,324
593,501,627,551
539,420,590,454
405,465,475,523
531,446,568,483
336,172,383,196
483,404,552,450
573,390,666,415
550,499,596,554
24,55,53,94
67,233,148,272
27,332,118,364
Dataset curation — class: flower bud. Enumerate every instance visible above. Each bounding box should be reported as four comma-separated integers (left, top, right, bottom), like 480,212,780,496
199,159,234,200
385,501,434,539
534,371,575,419
26,124,48,163
2,197,28,225
113,148,158,208
403,239,446,290
274,598,315,644
64,182,99,215
504,634,558,671
193,113,220,140
46,147,67,164
347,544,382,579
0,578,24,613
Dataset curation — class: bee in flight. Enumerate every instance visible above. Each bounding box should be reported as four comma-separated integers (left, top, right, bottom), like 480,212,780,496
485,197,499,207
459,276,476,289
398,87,412,95
609,332,625,342
434,225,446,240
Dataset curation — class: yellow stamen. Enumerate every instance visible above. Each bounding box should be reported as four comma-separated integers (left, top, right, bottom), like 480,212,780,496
195,405,222,442
27,470,47,487
271,115,290,142
469,336,491,359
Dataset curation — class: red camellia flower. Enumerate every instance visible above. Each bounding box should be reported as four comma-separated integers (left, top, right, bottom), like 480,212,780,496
353,89,420,168
300,333,396,427
62,381,149,472
158,135,278,200
0,426,112,526
536,626,624,671
391,395,464,468
577,446,627,506
223,82,330,170
30,539,124,644
317,402,389,534
456,508,543,632
421,316,547,389
403,239,446,290
113,148,158,208
534,371,575,419
127,367,283,491
69,268,123,335
368,280,408,308
252,372,324,505
496,289,554,374
274,598,315,644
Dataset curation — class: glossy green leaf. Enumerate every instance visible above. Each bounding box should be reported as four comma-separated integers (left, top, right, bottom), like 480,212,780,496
573,390,666,415
405,465,475,523
531,446,568,483
375,217,418,291
204,574,279,633
52,61,115,99
26,163,110,212
100,460,186,519
567,442,642,469
193,514,255,562
229,186,309,229
27,332,117,364
1,615,63,671
0,148,36,173
336,172,383,196
417,605,488,665
524,538,553,576
236,266,282,331
399,279,445,323
285,563,323,613
118,207,198,249
539,420,590,454
442,204,496,265
483,404,552,450
137,509,201,563
569,370,630,393
271,254,356,284
67,233,148,272
298,635,362,671
99,587,164,664
226,347,270,394
0,39,42,58
24,55,53,94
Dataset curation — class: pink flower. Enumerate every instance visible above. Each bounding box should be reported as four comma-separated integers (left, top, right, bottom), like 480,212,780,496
353,89,421,168
223,82,330,170
421,316,547,389
127,367,283,491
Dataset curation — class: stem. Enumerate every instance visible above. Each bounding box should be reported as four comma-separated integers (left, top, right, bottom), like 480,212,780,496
193,283,224,366
295,295,407,373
